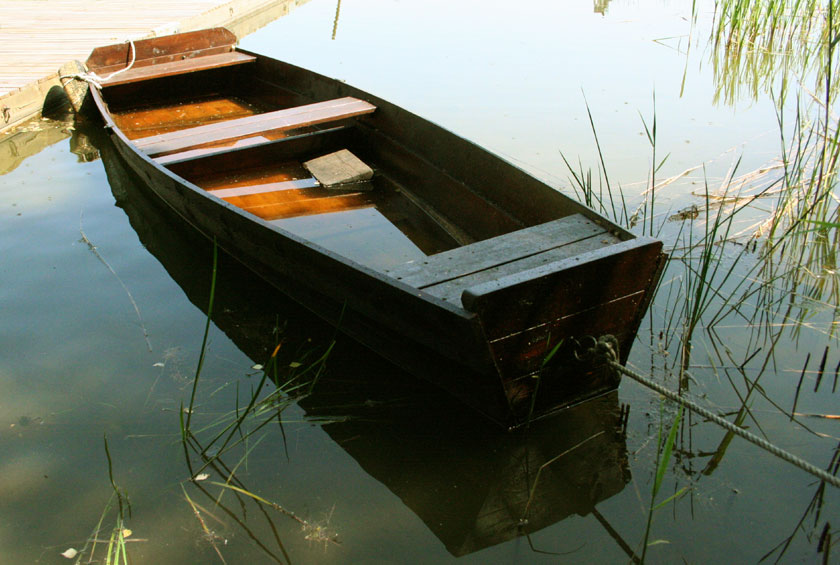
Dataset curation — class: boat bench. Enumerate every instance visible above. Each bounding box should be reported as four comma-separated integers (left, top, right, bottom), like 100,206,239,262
137,97,377,160
384,214,623,305
99,51,256,88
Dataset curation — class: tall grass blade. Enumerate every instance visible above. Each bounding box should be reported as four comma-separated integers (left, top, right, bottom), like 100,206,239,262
186,240,218,432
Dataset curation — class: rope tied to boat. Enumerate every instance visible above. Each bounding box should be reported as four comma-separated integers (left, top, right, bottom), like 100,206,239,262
59,71,103,90
585,336,840,489
59,40,137,91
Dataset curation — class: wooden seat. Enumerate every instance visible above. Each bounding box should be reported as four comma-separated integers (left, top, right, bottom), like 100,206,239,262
99,51,256,87
385,215,616,286
135,97,376,158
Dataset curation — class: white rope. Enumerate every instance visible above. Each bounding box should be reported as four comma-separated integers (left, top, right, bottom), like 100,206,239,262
97,40,137,83
584,336,840,489
59,40,136,91
59,72,102,90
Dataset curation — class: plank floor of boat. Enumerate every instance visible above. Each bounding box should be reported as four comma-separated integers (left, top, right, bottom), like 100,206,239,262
112,95,268,139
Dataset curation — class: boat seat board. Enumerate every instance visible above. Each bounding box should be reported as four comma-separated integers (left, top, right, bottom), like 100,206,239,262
87,27,239,73
384,214,613,288
99,51,257,87
154,135,273,165
462,238,664,336
421,232,621,304
134,97,377,157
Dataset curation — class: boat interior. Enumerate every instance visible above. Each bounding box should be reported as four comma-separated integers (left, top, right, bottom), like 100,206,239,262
93,43,627,307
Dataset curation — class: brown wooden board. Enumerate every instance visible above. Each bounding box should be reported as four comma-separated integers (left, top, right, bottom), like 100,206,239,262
165,126,354,180
207,178,320,198
155,134,272,164
360,127,524,242
462,238,663,338
112,93,259,139
99,51,255,87
422,233,622,305
385,214,610,288
134,97,376,156
489,290,647,378
224,189,376,221
86,27,238,73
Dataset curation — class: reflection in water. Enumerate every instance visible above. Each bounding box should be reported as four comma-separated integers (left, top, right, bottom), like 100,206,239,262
0,119,70,175
709,1,840,105
332,0,342,40
303,387,629,557
85,122,632,558
593,0,611,15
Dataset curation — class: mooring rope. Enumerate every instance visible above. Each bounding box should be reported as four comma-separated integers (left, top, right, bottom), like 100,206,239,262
582,335,840,489
59,40,137,91
97,40,137,83
59,72,102,90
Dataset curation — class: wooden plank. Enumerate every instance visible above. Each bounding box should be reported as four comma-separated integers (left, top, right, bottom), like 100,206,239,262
134,97,376,156
362,125,522,243
421,232,621,305
462,237,664,340
87,27,238,71
487,291,646,379
221,187,376,220
99,51,255,87
208,178,319,198
155,134,272,164
385,214,610,288
303,149,373,187
164,126,354,180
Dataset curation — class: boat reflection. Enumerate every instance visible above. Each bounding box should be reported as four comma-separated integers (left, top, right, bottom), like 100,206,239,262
83,122,631,557
303,384,629,556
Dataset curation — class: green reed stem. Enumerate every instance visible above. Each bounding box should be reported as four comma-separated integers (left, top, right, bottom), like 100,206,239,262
186,240,218,432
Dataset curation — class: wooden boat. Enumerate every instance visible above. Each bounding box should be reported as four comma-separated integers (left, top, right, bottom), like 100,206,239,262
85,125,632,557
67,28,665,427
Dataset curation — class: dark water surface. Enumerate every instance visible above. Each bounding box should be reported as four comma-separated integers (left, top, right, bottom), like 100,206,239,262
2,0,838,563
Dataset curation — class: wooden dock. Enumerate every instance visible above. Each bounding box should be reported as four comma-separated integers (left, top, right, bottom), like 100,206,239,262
0,0,304,132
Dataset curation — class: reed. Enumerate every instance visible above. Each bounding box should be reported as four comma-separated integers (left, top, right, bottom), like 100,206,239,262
212,482,340,547
185,240,218,432
711,0,840,105
171,239,339,558
639,404,688,563
70,436,133,564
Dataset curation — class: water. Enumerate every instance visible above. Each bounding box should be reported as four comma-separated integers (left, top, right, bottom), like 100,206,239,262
2,0,838,562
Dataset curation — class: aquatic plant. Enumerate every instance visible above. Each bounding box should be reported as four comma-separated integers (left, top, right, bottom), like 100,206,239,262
639,403,688,562
63,436,132,564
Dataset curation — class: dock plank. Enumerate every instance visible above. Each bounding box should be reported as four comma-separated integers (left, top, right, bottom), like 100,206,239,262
0,0,306,132
0,0,237,99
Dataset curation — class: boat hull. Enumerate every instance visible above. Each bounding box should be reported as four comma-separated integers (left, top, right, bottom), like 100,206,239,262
80,29,666,426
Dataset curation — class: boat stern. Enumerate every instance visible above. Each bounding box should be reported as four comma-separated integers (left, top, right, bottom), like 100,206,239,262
462,237,666,426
